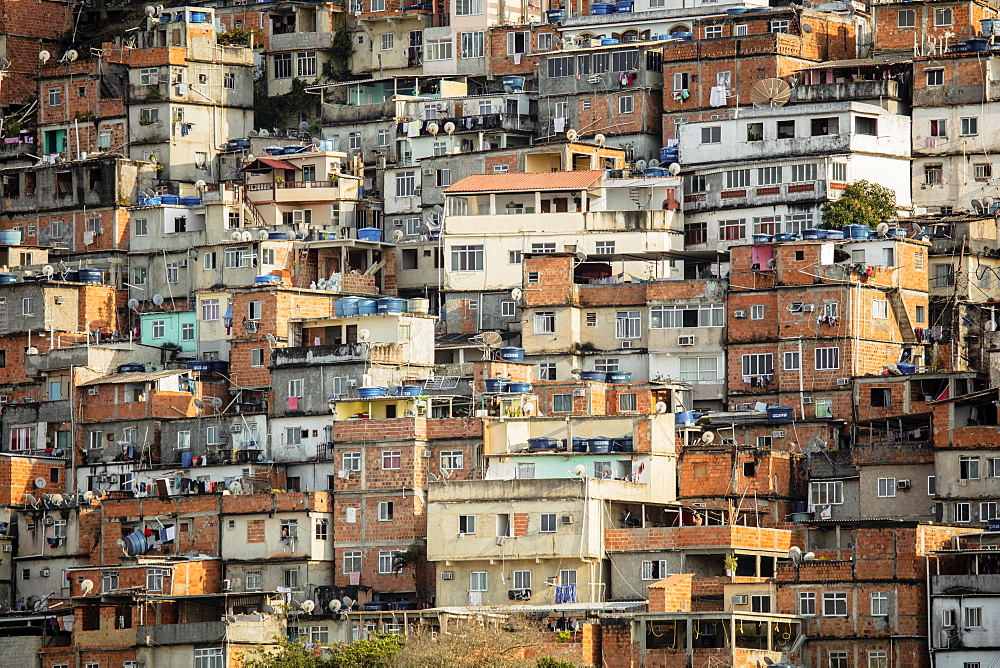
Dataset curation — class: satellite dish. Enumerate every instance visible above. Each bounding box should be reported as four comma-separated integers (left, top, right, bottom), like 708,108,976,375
654,401,668,414
876,222,890,237
566,129,579,141
64,50,78,62
766,258,777,269
985,196,996,211
341,596,355,608
802,23,813,33
358,328,371,342
329,599,342,612
194,180,207,190
42,265,54,277
152,293,164,306
229,480,244,495
393,229,405,242
49,494,64,505
38,50,51,63
987,320,998,332
648,158,660,168
24,494,37,507
972,199,984,214
789,633,808,654
241,230,254,242
300,600,316,613
481,331,502,347
26,347,38,355
443,122,456,135
523,401,536,415
209,397,223,408
573,464,587,477
803,551,816,561
700,431,715,444
298,121,309,132
427,122,440,136
634,159,647,171
668,163,681,176
83,491,94,502
511,288,523,301
264,333,277,344
788,546,803,564
127,299,140,312
80,579,95,595
749,78,792,108
258,230,269,240
261,604,275,614
594,133,606,145
34,477,46,489
231,232,242,242
145,5,156,15
258,128,270,137
194,399,205,409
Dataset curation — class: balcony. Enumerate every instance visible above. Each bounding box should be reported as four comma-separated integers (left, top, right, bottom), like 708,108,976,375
137,621,226,646
791,80,908,105
273,342,405,367
684,180,833,213
245,179,357,204
321,100,398,125
270,30,334,52
483,413,675,456
445,209,678,234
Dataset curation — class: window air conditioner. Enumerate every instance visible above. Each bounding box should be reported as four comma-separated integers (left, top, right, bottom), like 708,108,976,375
561,514,574,524
836,378,850,386
421,450,432,458
802,303,815,312
441,571,454,580
621,341,633,348
731,594,748,605
573,389,586,397
678,336,696,346
802,397,813,404
897,479,911,489
734,310,747,318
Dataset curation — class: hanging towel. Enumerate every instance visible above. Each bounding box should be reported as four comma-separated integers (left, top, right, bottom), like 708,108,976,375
709,85,728,107
553,117,566,133
164,525,176,541
513,53,522,64
407,120,421,137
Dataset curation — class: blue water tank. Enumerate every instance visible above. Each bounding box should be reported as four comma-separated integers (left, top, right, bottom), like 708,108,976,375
498,347,525,362
77,268,103,283
358,299,377,314
581,371,607,382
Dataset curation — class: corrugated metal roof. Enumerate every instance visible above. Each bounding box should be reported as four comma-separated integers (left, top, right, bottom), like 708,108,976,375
80,369,188,387
242,157,301,171
796,57,912,71
445,170,605,193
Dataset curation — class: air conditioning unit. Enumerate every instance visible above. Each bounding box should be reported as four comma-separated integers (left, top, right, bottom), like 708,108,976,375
222,579,232,591
678,336,696,346
734,310,747,319
441,571,455,580
230,424,242,433
41,568,50,577
573,389,586,397
730,594,748,605
897,479,911,489
772,430,786,438
802,304,816,312
836,378,850,386
421,450,432,458
43,517,54,525
561,514,574,524
495,536,506,546
0,395,7,404
1,544,10,552
422,168,434,176
88,387,99,395
177,259,187,267
621,341,633,349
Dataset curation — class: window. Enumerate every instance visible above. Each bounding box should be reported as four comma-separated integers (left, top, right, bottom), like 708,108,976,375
547,55,574,77
942,609,956,627
223,71,236,90
436,169,452,187
395,171,416,197
343,551,362,574
538,363,556,380
685,222,707,245
870,591,889,616
704,24,723,38
560,569,577,586
250,348,266,367
776,120,795,139
22,297,34,316
679,357,719,382
790,163,818,182
815,347,840,370
752,167,780,189
854,117,878,137
672,72,689,91
751,595,771,613
877,477,896,497
513,570,531,590
688,175,707,193
741,353,773,377
469,571,488,591
615,311,641,339
382,450,401,470
539,513,557,533
783,351,801,371
425,38,454,61
959,117,980,136
810,480,844,505
871,299,890,320
441,450,464,470
770,19,789,33
898,8,915,26
378,501,394,521
811,117,839,136
974,163,994,180
924,164,943,185
273,53,292,78
720,219,745,241
798,592,816,615
538,33,553,51
507,250,522,265
451,245,484,271
935,7,953,25
296,51,317,76
496,514,512,537
823,592,847,616
965,606,983,627
960,456,980,480
349,132,361,150
285,427,301,446
146,568,168,592
726,169,750,189
642,560,668,580
701,126,721,144
618,393,638,412
618,95,634,114
581,98,592,111
283,569,299,588
750,304,764,320
531,243,557,253
982,502,999,521
507,31,529,55
926,69,944,86
650,304,724,328
194,648,223,668
868,652,888,668
460,31,485,58
181,322,194,342
594,358,619,373
313,518,328,540
501,300,516,317
734,23,748,35
831,162,847,182
929,119,947,138
380,33,394,50
956,502,972,522
552,394,573,413
456,0,482,13
534,311,556,334
459,515,476,534
139,67,159,85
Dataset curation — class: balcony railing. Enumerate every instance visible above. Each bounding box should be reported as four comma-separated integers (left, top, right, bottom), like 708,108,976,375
246,180,340,191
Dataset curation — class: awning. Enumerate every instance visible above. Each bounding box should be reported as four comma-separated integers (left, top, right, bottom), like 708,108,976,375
797,57,912,71
80,369,188,387
242,157,301,172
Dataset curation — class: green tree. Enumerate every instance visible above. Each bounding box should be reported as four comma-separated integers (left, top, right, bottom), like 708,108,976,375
821,179,897,230
255,78,315,131
240,635,402,668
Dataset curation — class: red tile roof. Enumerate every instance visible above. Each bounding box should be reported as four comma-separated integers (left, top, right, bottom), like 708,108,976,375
444,170,605,193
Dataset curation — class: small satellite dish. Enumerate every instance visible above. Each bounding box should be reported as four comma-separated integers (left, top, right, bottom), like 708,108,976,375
229,480,244,495
358,328,371,342
973,199,984,214
127,299,140,312
788,546,803,563
654,401,668,414
26,347,38,355
34,477,46,489
194,180,207,190
523,401,536,415
749,78,792,108
668,162,681,176
64,49,78,62
766,257,777,269
42,265,54,277
49,494,64,505
700,431,715,444
232,231,243,242
594,133,606,145
258,230,269,241
152,293,164,306
443,122,456,135
300,600,316,613
241,230,253,242
480,331,502,347
573,464,587,477
24,494,37,507
83,491,94,502
145,5,156,15
427,122,440,136
987,320,998,332
38,50,51,63
80,579,95,595
393,229,405,242
566,129,579,141
649,158,661,168
298,121,309,132
329,599,342,612
209,397,223,408
986,196,995,210
511,288,523,301
803,551,816,561
911,224,924,238
259,128,270,137
571,368,583,375
194,399,205,409
341,596,355,608
802,23,813,33
634,159,647,171
876,222,890,237
261,604,275,614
